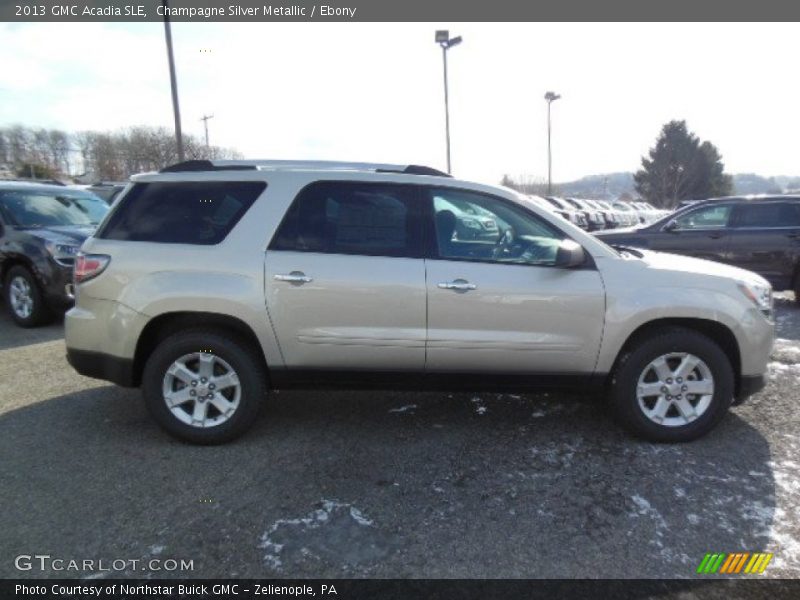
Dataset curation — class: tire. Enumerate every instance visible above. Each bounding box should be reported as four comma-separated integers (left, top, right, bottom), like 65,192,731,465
3,265,53,327
142,328,267,444
609,327,734,443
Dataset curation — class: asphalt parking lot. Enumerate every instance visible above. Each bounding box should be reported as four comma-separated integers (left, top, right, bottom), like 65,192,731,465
1,297,799,580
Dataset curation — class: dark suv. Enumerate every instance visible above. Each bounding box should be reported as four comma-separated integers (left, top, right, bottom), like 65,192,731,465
595,195,800,300
0,182,110,326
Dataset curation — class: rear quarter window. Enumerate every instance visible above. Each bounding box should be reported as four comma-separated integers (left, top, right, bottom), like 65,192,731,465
96,181,265,244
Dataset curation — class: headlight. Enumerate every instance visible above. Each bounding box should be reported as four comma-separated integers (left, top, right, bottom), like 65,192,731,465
738,281,773,318
45,241,80,266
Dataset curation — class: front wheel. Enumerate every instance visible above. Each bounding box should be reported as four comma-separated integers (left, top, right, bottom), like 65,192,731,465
142,329,267,444
4,265,53,327
609,328,734,443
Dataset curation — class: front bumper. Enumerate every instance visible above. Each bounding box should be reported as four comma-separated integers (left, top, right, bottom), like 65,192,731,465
40,260,75,307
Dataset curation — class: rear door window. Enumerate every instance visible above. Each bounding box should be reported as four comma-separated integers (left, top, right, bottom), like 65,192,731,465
96,181,265,244
269,181,422,258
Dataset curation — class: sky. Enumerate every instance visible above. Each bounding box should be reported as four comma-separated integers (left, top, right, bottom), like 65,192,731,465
1,22,798,185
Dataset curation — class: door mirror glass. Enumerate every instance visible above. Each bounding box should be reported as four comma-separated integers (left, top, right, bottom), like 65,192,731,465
554,239,586,268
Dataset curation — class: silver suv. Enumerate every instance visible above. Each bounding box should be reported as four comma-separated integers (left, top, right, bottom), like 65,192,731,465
65,160,774,444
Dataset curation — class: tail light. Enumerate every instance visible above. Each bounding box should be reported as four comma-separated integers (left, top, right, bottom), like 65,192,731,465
74,253,110,284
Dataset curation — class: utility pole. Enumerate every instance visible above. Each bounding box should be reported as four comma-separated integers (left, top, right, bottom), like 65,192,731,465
200,114,214,148
162,0,184,161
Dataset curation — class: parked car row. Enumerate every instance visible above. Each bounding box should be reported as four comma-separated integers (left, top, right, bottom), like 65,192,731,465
536,196,667,232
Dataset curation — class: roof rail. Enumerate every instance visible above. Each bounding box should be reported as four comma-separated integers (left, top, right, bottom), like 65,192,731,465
159,159,451,177
160,160,256,173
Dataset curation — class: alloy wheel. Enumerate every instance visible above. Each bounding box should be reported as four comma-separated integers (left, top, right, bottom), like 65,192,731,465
161,352,242,428
8,275,34,319
636,352,715,427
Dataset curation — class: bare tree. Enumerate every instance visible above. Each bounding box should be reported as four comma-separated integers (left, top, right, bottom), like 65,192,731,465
500,173,558,196
0,124,242,181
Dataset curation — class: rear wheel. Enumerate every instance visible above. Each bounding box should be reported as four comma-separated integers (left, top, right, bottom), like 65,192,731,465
610,327,734,442
142,329,267,444
3,265,53,327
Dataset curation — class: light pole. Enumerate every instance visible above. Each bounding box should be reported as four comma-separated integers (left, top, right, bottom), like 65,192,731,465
162,0,184,162
435,30,462,175
544,91,561,194
200,114,214,148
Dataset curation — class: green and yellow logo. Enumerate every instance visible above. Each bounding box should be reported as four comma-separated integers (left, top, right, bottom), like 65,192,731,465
696,552,773,574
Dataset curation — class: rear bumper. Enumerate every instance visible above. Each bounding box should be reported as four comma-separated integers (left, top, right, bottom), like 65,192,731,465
66,348,136,387
734,374,767,405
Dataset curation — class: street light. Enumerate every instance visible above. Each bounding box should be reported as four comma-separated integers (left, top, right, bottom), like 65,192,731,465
544,91,561,194
435,30,462,174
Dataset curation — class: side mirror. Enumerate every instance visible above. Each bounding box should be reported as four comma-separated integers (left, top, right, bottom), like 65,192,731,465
554,239,585,268
663,219,678,232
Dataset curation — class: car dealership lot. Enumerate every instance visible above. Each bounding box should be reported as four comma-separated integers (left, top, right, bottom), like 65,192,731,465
1,298,799,579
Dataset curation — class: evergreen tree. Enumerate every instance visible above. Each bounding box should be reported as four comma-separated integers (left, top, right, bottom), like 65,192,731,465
634,120,732,208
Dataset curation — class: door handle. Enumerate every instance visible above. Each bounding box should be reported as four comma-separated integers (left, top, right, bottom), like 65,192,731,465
274,271,313,284
708,232,724,239
438,279,477,291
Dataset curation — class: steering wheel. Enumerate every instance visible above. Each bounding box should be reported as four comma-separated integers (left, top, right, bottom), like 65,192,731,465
492,227,515,259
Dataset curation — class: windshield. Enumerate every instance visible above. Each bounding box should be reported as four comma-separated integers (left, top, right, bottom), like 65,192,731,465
0,189,109,227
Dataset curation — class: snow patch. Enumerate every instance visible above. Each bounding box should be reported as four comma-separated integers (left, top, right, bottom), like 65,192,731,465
259,499,375,571
471,396,487,415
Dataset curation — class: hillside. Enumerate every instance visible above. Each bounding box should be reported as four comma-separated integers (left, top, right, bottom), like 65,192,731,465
557,172,800,199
